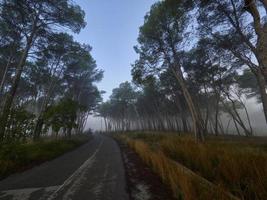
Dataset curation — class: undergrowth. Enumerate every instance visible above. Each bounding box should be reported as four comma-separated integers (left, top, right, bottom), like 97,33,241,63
116,132,267,200
0,134,90,179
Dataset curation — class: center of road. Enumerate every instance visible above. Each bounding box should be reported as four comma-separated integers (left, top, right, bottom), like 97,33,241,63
47,139,103,200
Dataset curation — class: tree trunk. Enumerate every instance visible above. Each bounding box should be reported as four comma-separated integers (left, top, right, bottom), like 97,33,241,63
175,96,188,132
0,56,12,98
0,22,37,140
33,118,44,140
214,94,220,135
0,45,31,139
33,89,52,138
237,94,253,135
222,97,252,136
67,128,72,138
233,117,241,136
104,117,107,132
255,69,267,125
181,114,188,132
171,67,205,142
33,61,62,138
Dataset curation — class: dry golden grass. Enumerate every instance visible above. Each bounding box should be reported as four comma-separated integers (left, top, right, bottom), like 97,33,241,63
116,132,267,200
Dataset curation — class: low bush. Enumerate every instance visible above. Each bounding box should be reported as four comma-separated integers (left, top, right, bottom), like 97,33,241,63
0,134,90,179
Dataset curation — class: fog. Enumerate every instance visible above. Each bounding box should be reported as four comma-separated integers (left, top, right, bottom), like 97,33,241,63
86,97,267,136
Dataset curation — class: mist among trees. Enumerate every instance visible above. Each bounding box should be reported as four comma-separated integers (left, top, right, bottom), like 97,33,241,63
98,0,267,141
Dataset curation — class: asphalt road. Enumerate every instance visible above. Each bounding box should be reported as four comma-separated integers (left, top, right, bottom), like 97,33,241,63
0,134,129,200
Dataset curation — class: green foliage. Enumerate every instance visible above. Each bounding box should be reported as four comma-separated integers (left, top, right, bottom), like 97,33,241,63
0,0,103,142
132,0,193,83
0,134,90,179
44,99,80,134
6,108,35,141
237,69,261,100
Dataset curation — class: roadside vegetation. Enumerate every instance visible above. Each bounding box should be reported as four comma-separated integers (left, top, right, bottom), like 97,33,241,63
115,132,267,200
0,134,91,180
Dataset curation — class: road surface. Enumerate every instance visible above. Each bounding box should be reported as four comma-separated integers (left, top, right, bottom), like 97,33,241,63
0,134,129,200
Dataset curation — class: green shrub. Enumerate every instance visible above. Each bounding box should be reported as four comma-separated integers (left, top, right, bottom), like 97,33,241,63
0,135,90,179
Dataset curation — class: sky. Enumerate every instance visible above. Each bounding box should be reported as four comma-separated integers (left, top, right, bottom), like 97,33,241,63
73,0,158,101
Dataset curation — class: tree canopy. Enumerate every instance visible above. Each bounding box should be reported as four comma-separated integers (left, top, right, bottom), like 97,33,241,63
0,0,103,142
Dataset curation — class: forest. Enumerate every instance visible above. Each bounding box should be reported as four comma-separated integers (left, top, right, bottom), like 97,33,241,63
0,0,267,200
98,0,267,141
0,0,103,142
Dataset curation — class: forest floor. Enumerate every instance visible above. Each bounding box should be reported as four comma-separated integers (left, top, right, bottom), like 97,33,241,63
0,134,91,180
115,132,267,200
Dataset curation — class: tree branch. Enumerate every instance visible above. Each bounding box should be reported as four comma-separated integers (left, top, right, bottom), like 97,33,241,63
244,0,263,39
218,2,257,53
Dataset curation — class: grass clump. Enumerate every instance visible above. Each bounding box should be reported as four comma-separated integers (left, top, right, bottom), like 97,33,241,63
117,132,267,200
0,134,90,179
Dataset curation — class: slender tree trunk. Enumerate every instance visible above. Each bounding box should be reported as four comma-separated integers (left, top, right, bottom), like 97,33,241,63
67,128,72,138
237,95,253,135
214,94,220,135
33,89,52,139
204,105,209,134
255,69,267,125
251,1,267,120
33,62,62,138
0,22,37,140
222,98,251,136
0,56,12,98
233,117,241,136
171,67,205,142
175,96,188,132
181,115,188,132
104,117,107,132
0,45,31,139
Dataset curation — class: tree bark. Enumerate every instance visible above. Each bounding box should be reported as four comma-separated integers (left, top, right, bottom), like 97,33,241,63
33,59,63,138
175,95,188,132
171,67,205,142
222,96,252,136
0,19,37,140
0,56,12,98
214,92,220,135
0,44,31,139
255,69,267,125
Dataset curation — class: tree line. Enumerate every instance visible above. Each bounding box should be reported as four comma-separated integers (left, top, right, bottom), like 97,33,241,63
98,0,267,141
0,0,103,142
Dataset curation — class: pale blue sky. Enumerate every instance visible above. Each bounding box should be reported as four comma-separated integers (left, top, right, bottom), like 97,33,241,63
73,0,158,100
